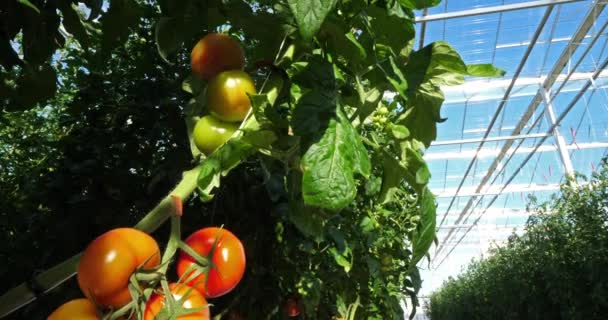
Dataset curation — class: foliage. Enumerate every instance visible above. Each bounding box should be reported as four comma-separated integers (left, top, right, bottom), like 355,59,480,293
1,0,503,319
427,163,608,320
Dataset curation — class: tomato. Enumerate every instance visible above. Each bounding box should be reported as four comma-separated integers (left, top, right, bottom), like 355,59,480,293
206,70,256,122
193,115,238,155
144,283,210,320
77,228,161,308
176,227,246,298
191,33,245,81
284,298,301,317
48,299,98,320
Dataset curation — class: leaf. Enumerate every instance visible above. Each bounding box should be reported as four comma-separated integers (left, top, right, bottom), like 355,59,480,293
60,3,90,47
329,247,352,273
389,124,410,140
385,55,408,98
101,0,142,52
466,64,507,77
366,5,415,58
14,66,57,109
301,108,370,211
287,0,338,41
250,94,288,129
84,0,103,20
378,145,430,203
291,90,336,138
181,74,204,96
155,17,196,63
197,118,276,201
17,0,40,14
399,82,445,147
397,0,441,9
288,200,325,242
291,56,337,92
411,189,436,267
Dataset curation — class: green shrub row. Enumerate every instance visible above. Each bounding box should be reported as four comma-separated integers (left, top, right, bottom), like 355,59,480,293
428,163,608,320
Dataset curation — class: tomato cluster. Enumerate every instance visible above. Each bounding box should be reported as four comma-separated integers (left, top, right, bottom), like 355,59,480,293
190,33,257,155
49,226,245,319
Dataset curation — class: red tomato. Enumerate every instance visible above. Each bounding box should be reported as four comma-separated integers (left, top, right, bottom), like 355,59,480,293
144,283,210,320
284,298,301,317
191,33,245,81
176,227,246,298
77,228,161,308
48,299,98,320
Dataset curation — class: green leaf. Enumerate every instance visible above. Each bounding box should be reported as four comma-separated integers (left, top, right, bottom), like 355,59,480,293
466,64,507,77
17,0,40,14
399,82,445,147
84,0,103,20
101,0,142,52
329,247,352,273
250,93,288,129
288,200,325,242
181,75,204,96
197,118,276,201
389,124,410,140
291,56,337,92
397,0,441,9
291,90,336,138
385,55,408,98
155,17,196,63
287,0,338,41
379,144,430,203
60,3,90,47
366,5,415,58
411,189,436,266
15,66,57,109
301,108,370,211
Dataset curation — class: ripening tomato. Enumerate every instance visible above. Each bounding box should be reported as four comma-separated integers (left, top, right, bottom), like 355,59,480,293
176,227,246,298
193,115,238,155
206,70,256,122
191,33,245,81
77,228,161,308
144,283,210,320
284,298,301,317
48,299,98,320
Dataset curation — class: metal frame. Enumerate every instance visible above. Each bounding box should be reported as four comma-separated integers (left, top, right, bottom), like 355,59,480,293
415,0,586,23
431,1,608,267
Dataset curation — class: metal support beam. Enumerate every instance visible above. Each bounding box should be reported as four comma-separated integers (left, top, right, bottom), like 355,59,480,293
541,88,575,176
434,54,608,270
431,133,550,146
415,0,585,23
433,1,606,261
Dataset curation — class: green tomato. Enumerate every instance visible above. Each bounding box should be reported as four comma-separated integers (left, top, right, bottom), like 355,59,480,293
193,115,238,155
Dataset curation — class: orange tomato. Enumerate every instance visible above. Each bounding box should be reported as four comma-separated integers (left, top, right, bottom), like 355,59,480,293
144,283,210,320
206,70,256,122
191,33,245,81
77,228,160,308
48,299,98,320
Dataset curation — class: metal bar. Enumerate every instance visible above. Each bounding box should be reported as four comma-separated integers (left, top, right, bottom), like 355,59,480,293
434,54,608,270
541,88,576,175
435,183,564,198
433,1,606,260
415,0,585,23
418,8,429,49
431,133,550,146
436,6,555,230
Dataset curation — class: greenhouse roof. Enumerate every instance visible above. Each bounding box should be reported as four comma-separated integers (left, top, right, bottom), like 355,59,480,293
416,0,608,299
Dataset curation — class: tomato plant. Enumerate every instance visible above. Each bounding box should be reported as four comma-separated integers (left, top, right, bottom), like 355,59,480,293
193,115,239,155
206,70,256,122
284,297,301,317
48,299,98,320
191,33,245,81
77,228,161,308
177,227,246,298
144,283,210,320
